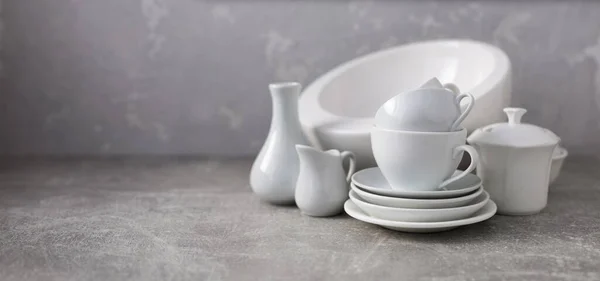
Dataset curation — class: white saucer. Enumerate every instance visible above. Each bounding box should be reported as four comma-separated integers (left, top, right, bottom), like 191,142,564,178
351,167,481,199
344,199,497,233
349,190,489,222
351,183,483,209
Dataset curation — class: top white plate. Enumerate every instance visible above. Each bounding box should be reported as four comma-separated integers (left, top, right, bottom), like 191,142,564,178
351,167,482,199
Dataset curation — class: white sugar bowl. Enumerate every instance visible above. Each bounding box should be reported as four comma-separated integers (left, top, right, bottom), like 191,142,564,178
467,107,560,215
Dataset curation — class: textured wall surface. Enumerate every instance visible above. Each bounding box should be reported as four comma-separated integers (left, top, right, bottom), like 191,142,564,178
1,1,600,156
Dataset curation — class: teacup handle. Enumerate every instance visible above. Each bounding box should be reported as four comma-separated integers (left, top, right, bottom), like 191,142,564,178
340,151,356,183
443,83,460,94
450,93,475,131
439,145,479,190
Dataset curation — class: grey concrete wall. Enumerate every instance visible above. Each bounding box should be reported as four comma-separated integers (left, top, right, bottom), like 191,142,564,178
0,0,599,157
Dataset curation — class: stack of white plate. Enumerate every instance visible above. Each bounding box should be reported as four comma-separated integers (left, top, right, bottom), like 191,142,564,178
346,167,497,233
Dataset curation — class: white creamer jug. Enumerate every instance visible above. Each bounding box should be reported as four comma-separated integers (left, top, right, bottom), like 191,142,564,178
295,145,356,217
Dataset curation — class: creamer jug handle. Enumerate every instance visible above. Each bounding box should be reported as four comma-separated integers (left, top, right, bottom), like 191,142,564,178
340,151,356,183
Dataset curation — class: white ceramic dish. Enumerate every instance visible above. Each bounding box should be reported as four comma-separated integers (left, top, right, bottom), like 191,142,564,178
351,167,481,199
371,127,479,191
295,145,355,217
349,190,489,222
550,146,568,184
467,108,559,216
299,39,512,168
375,86,474,132
350,183,483,209
250,83,310,204
344,199,497,233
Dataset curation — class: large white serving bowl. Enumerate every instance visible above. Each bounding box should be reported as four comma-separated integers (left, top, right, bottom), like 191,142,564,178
299,39,512,168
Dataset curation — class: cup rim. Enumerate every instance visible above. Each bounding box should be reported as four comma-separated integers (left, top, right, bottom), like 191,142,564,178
269,82,301,90
404,87,458,95
371,125,467,135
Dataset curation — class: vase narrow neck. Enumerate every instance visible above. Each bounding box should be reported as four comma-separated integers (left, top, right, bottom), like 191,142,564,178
270,86,301,129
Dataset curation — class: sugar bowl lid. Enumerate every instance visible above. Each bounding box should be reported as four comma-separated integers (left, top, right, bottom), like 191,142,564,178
467,108,560,148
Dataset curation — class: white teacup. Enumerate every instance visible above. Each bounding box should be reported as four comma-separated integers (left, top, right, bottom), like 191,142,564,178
375,88,474,132
371,126,479,191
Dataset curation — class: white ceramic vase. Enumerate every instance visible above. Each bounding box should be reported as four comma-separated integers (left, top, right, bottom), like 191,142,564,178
295,145,356,217
250,82,310,205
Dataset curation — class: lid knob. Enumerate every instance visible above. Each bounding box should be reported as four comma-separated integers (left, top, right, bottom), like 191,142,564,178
504,107,527,126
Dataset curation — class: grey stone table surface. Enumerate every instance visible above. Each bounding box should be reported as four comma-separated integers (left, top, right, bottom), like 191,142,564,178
0,158,599,281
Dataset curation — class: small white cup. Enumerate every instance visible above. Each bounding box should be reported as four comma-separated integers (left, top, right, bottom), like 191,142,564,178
375,88,474,132
371,126,479,191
